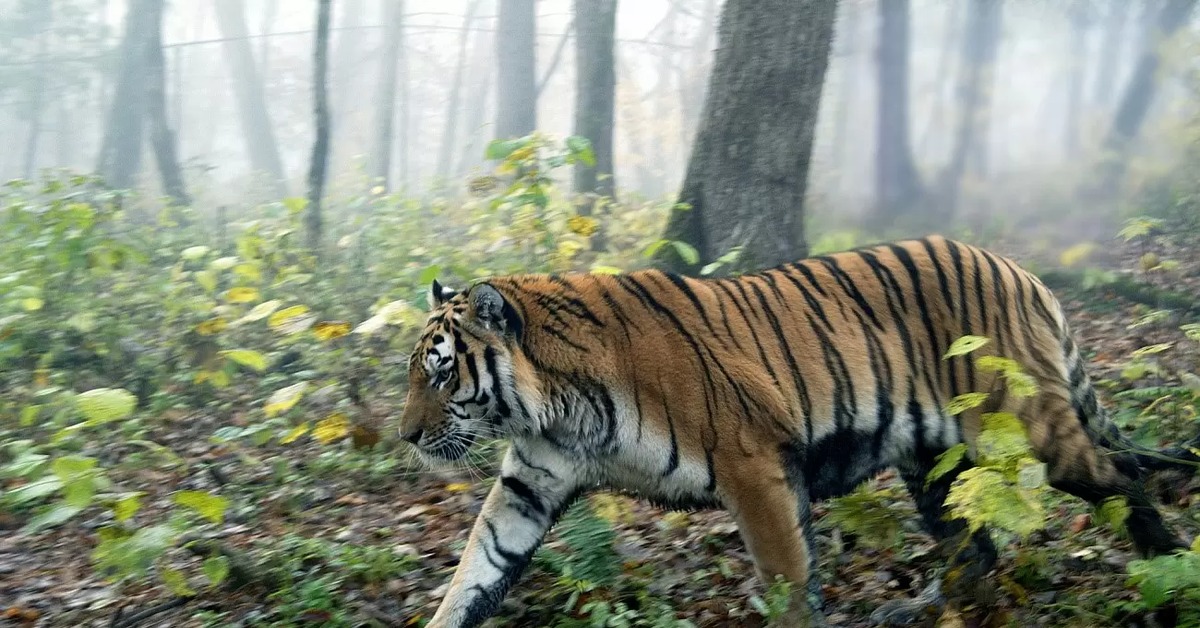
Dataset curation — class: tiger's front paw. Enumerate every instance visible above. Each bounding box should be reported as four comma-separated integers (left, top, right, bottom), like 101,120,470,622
868,578,944,626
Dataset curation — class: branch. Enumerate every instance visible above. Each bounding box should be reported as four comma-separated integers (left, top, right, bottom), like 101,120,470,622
536,19,574,97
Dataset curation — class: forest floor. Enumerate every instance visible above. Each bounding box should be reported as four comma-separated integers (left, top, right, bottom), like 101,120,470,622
4,233,1200,628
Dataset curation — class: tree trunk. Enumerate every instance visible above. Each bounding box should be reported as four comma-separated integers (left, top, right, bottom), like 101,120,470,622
456,25,496,176
1089,0,1196,196
370,0,405,190
657,0,837,273
22,1,52,179
436,0,483,185
873,0,923,225
572,0,617,203
213,0,288,197
260,0,278,76
936,0,1002,217
1091,0,1127,110
97,0,155,189
679,0,719,155
144,0,191,206
1063,3,1088,157
495,0,536,139
307,0,333,252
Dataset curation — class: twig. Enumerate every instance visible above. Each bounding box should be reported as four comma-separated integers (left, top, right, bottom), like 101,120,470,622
110,596,193,628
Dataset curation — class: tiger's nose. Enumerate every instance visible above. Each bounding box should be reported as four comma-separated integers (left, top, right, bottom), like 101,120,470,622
401,428,424,445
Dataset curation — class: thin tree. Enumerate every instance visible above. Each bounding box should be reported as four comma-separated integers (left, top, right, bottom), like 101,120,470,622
495,0,536,139
1091,0,1128,110
936,0,1002,217
213,0,288,197
657,0,838,273
97,0,155,189
1088,0,1197,196
456,24,496,176
22,1,52,178
1063,2,1089,157
144,0,190,206
306,0,333,252
436,0,484,184
873,0,923,225
572,0,617,248
370,0,405,190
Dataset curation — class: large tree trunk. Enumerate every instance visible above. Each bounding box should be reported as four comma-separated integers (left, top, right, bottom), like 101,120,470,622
572,0,617,201
657,0,837,273
873,0,923,225
97,0,155,189
22,1,52,179
213,0,288,197
306,0,333,252
1088,0,1196,197
678,0,719,155
144,0,190,206
495,0,536,139
936,0,1002,217
370,0,405,190
436,0,483,184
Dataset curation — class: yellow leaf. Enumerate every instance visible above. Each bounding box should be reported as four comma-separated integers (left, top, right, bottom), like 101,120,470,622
239,299,280,323
445,482,472,493
233,262,262,282
195,317,227,336
1059,242,1096,267
567,215,599,237
312,413,351,444
280,422,310,444
268,305,315,335
312,321,351,341
224,287,260,303
220,349,268,372
370,185,386,195
264,382,307,417
590,265,623,275
21,297,43,312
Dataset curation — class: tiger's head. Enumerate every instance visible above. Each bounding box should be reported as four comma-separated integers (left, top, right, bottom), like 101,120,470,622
397,279,530,463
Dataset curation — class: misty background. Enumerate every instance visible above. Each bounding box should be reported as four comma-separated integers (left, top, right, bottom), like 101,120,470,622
3,0,1195,242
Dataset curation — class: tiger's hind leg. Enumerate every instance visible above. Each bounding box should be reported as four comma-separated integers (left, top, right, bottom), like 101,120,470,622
1033,392,1186,558
870,456,999,626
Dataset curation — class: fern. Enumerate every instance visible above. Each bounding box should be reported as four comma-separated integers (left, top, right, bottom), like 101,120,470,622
536,499,621,587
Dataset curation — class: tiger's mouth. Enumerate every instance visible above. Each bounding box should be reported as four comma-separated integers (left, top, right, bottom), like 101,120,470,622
418,428,480,462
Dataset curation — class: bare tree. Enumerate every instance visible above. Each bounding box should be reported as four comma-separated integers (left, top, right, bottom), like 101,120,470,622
936,0,1002,216
436,0,484,184
1063,2,1089,157
873,0,923,225
370,0,405,190
22,2,52,178
1091,0,1128,109
495,0,536,139
307,0,333,252
1088,0,1197,195
144,0,190,206
572,0,617,224
213,0,288,197
97,0,155,189
456,24,496,176
658,0,838,272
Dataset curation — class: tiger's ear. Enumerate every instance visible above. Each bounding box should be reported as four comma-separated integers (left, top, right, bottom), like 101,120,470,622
468,284,523,339
428,279,458,309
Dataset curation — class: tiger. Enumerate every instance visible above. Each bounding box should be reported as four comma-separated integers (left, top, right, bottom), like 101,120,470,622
397,235,1200,627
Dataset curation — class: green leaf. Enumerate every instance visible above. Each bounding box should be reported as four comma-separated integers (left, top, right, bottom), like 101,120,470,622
180,245,210,261
51,455,97,482
589,265,623,275
113,493,142,522
74,388,137,425
1096,496,1130,535
173,490,229,525
1017,461,1047,489
62,477,97,508
977,412,1033,463
23,503,84,533
642,239,670,259
945,392,990,416
418,264,442,285
670,241,700,265
944,335,990,359
925,443,969,488
160,567,196,597
4,475,63,504
566,136,596,166
203,555,230,587
485,139,521,160
945,467,1044,537
220,349,268,372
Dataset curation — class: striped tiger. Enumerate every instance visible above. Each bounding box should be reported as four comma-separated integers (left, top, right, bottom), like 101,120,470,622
398,235,1199,627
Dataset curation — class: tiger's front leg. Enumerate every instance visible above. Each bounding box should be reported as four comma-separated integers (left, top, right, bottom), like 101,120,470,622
425,445,578,628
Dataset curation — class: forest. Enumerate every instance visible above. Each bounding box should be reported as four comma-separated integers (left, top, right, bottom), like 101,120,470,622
2,0,1200,626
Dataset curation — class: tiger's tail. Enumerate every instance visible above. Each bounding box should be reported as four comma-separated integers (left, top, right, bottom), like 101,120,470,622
1057,307,1200,475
